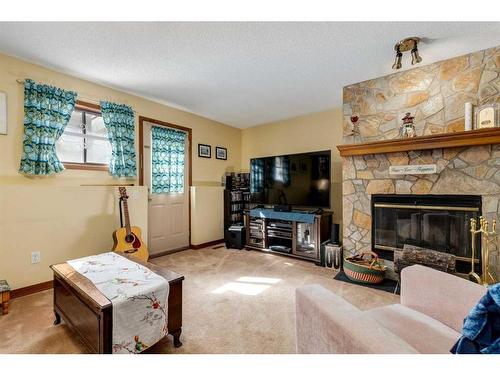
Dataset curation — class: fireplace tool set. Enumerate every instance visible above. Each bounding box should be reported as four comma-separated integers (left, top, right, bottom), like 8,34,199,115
469,217,498,286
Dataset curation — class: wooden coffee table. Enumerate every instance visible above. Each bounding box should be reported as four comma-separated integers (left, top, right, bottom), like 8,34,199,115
51,256,184,353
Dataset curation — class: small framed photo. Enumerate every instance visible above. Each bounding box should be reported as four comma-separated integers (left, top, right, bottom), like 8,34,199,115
216,147,227,160
198,144,211,158
0,91,6,135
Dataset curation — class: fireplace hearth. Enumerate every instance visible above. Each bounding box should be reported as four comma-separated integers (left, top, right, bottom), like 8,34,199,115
371,194,482,273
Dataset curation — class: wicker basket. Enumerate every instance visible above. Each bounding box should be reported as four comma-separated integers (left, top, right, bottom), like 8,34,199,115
343,251,386,284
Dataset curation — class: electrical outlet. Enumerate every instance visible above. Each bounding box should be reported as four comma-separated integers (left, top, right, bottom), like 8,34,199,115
31,251,41,264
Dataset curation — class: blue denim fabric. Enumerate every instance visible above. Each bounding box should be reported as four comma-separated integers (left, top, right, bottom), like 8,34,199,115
451,283,500,354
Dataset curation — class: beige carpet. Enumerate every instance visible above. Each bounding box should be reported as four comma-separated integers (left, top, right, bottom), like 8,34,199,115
0,247,398,354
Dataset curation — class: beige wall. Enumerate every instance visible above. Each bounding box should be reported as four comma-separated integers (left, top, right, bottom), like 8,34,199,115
0,52,241,289
0,185,147,289
190,186,224,245
240,108,344,225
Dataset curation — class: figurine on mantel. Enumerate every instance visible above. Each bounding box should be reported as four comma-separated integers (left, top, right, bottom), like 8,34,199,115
400,112,416,138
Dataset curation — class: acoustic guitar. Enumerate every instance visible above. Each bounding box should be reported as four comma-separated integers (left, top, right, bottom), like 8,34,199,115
112,187,149,262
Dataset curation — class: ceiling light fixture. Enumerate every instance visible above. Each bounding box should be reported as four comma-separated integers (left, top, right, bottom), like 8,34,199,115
411,46,423,65
392,48,403,70
392,37,422,70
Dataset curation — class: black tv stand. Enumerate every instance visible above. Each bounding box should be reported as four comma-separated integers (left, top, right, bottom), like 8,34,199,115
244,209,332,264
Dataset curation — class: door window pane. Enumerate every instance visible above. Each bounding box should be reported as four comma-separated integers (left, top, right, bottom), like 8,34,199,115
151,125,186,194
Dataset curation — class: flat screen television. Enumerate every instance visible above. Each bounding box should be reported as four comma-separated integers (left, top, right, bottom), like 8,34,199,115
250,150,331,208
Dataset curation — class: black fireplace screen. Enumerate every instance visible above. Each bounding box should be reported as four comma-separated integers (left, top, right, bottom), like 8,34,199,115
371,195,481,264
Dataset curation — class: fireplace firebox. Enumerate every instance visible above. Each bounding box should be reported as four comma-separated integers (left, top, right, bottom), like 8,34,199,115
371,194,481,274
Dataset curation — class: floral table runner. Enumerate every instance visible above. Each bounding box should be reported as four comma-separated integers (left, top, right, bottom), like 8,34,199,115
68,252,169,354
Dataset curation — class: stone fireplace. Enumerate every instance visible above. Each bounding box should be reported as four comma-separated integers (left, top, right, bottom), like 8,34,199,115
341,146,499,258
339,46,500,279
371,194,481,273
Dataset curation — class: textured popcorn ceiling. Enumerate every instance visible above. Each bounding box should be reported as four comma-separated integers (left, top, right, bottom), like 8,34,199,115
0,22,499,128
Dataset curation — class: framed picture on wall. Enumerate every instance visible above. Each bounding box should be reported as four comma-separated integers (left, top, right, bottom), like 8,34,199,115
198,144,211,158
215,147,227,160
0,91,6,135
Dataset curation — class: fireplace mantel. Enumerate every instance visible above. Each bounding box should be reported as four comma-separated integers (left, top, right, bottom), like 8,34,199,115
337,127,500,157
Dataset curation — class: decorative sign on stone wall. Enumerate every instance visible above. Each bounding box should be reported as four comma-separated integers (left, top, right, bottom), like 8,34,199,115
389,164,437,175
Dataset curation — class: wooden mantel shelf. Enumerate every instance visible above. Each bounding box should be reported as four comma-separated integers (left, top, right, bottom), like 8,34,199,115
337,127,500,157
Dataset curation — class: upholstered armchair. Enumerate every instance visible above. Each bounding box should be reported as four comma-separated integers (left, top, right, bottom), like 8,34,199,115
295,265,486,353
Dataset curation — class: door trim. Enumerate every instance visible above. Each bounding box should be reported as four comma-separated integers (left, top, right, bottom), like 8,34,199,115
138,116,193,247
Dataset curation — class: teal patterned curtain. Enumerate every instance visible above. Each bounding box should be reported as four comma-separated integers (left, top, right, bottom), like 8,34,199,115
100,101,136,178
19,79,77,175
151,125,186,194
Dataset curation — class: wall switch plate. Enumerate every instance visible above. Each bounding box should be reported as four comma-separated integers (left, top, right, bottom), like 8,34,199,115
31,251,41,264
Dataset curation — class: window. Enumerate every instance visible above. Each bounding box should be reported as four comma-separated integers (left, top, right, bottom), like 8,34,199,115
56,102,112,170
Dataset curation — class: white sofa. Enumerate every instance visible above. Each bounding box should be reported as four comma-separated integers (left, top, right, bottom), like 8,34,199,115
295,265,486,353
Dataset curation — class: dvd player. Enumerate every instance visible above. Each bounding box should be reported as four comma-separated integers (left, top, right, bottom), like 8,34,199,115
267,230,292,238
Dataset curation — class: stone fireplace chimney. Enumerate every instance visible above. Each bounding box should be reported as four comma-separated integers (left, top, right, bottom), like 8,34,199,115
339,46,500,279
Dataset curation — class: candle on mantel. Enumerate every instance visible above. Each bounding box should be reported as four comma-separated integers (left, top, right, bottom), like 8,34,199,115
465,102,473,131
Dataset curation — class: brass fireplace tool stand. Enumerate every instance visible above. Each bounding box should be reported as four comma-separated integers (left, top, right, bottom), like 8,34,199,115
469,217,498,286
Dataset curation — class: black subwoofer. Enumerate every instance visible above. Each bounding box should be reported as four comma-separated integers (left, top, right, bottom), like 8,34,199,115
225,226,246,250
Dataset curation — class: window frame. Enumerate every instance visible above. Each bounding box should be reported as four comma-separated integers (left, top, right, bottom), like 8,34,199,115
61,100,109,171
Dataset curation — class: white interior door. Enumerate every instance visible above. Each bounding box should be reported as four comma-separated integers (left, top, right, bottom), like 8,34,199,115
143,121,190,255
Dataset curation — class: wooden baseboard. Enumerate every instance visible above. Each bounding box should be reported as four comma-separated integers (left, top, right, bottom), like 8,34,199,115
11,280,53,299
190,239,224,250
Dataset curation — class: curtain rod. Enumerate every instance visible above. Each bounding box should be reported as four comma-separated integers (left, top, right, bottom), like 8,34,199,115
15,79,137,113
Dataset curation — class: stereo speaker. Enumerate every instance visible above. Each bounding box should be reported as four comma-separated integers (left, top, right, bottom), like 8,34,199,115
225,227,246,250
